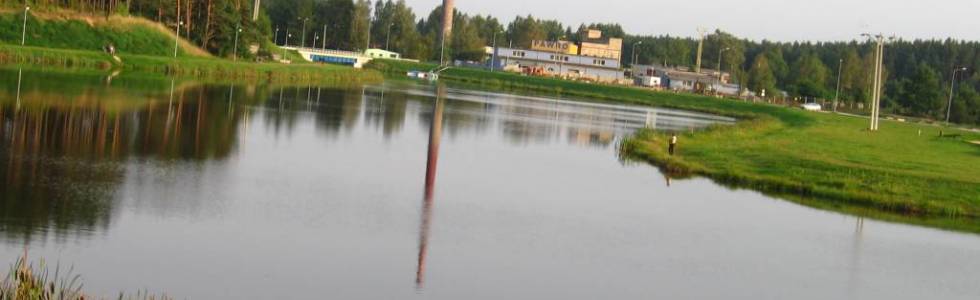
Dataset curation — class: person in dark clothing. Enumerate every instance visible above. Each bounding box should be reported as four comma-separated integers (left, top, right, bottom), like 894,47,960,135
668,133,678,155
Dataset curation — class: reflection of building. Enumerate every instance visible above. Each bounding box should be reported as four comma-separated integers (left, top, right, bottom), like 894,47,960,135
491,30,626,84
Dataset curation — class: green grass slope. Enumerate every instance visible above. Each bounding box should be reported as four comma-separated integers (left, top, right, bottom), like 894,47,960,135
0,12,209,57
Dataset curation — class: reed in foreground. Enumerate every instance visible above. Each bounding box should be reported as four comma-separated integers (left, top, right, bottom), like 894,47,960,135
0,254,169,300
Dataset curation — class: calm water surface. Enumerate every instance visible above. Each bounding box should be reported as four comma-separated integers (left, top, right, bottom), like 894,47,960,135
1,68,978,299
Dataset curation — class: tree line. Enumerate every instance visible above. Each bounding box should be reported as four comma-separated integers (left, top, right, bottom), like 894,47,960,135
264,0,980,124
3,0,978,124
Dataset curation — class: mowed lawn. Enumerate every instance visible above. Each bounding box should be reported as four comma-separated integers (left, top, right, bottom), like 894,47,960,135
631,108,980,218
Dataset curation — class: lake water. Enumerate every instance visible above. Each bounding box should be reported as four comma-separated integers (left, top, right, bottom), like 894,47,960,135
1,68,979,299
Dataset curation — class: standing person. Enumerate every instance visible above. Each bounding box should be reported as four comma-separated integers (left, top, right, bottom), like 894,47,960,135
668,133,678,155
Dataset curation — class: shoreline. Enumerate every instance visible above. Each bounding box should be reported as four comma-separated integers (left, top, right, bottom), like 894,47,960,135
0,45,383,85
367,59,980,233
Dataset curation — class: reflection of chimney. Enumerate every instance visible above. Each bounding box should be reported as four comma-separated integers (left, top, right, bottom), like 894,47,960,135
417,84,446,289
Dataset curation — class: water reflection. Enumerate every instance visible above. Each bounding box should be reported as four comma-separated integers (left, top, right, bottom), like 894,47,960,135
0,70,247,242
416,84,446,289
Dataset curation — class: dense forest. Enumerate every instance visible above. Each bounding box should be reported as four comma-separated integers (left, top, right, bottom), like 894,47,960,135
1,0,978,124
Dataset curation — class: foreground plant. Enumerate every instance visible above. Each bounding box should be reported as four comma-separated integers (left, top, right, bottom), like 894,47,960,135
0,254,169,300
0,254,83,300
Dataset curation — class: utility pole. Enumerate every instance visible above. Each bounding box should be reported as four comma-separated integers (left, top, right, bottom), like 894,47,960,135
872,36,882,131
322,24,328,50
946,67,967,124
863,33,887,131
21,5,29,45
695,27,706,73
274,27,280,46
834,58,843,112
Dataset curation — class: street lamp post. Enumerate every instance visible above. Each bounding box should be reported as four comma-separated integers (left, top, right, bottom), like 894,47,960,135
233,26,242,61
274,27,280,46
632,41,643,67
385,23,394,51
300,18,309,48
946,67,968,124
490,30,505,72
314,34,320,52
834,58,843,112
283,30,291,59
21,5,30,46
174,21,184,58
322,24,328,50
718,47,730,82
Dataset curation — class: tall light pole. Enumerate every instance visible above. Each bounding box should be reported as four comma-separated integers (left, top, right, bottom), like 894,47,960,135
283,30,291,59
717,47,730,82
233,26,242,61
300,17,309,48
274,27,280,46
946,67,968,124
631,41,643,67
385,23,394,51
174,21,183,58
21,5,30,46
322,24,328,50
834,58,843,112
490,30,499,72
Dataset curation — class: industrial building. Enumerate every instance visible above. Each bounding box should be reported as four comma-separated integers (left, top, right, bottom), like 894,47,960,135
632,64,741,95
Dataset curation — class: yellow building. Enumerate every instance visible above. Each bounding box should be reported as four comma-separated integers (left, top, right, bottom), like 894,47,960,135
530,40,579,55
578,29,622,61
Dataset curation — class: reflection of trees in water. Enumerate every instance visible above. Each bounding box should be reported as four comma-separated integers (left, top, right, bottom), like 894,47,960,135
314,88,363,136
0,85,246,242
416,95,492,141
363,87,410,138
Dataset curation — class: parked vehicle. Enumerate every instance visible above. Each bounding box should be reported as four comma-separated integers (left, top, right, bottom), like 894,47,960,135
801,103,822,111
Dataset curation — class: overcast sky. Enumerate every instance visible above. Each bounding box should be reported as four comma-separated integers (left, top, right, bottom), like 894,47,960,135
403,0,980,42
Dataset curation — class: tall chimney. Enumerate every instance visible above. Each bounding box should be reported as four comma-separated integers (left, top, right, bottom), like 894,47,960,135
438,0,455,65
441,0,455,39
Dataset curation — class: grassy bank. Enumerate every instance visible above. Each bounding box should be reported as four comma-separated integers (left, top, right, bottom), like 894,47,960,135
0,44,382,85
368,59,980,231
0,12,209,57
0,11,380,85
